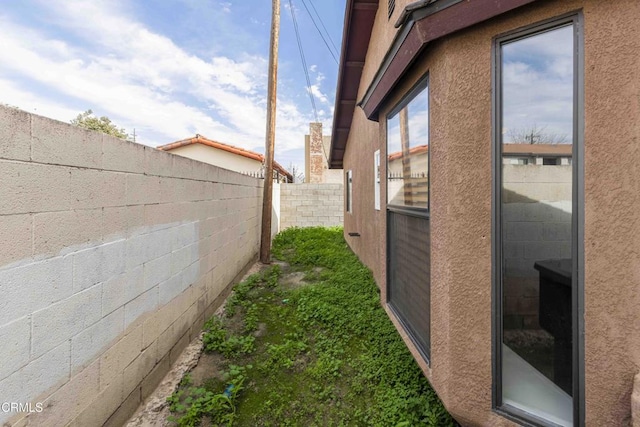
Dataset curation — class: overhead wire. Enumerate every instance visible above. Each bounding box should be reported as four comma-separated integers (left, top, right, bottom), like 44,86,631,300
288,0,319,122
303,0,337,163
306,0,340,58
299,0,339,64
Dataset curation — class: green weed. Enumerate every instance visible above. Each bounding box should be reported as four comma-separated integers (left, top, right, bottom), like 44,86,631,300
202,317,255,358
169,227,457,427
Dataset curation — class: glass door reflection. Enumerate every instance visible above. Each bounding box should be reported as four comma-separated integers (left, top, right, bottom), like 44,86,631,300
499,23,575,426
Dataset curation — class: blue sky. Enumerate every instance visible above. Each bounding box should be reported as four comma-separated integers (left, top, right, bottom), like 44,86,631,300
0,0,346,171
502,24,574,143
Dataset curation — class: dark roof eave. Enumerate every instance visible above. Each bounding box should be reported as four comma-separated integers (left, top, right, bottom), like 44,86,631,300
394,0,443,28
360,0,538,120
329,0,539,166
329,0,378,169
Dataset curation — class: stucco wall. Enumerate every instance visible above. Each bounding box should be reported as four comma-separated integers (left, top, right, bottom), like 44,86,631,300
320,136,345,184
280,183,343,230
341,0,640,425
323,169,344,185
0,106,262,426
169,143,262,174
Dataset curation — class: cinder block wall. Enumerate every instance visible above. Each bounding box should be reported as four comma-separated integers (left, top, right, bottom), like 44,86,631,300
502,165,572,329
280,183,343,229
0,106,262,426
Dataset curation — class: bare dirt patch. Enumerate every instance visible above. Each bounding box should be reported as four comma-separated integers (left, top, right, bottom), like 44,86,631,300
279,271,306,289
125,261,270,427
279,266,325,290
125,335,204,427
189,352,225,386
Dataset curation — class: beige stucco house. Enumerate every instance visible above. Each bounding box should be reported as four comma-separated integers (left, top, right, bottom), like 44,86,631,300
158,134,292,183
330,0,640,426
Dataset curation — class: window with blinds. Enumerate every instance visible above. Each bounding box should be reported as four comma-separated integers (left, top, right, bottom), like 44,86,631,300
386,75,430,362
388,210,430,359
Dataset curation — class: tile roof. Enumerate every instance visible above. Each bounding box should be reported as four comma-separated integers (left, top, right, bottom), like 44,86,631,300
157,134,292,180
388,144,429,161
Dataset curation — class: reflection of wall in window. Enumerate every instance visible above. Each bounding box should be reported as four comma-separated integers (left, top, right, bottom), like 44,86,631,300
387,145,428,206
502,143,572,166
498,21,576,425
502,164,572,329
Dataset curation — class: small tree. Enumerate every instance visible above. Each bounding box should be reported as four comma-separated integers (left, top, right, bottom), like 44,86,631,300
508,124,568,144
288,163,305,183
71,109,131,141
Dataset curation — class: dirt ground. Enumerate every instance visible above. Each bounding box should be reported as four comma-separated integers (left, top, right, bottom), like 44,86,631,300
124,261,268,427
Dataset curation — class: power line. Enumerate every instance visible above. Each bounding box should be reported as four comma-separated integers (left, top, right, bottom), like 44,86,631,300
288,0,319,122
305,0,340,58
299,0,339,64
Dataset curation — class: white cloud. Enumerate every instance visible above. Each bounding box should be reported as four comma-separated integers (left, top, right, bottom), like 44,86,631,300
501,25,574,141
309,85,329,106
0,78,78,120
307,70,331,107
0,0,319,161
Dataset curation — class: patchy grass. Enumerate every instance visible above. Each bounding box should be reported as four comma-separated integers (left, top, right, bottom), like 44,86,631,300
168,226,457,427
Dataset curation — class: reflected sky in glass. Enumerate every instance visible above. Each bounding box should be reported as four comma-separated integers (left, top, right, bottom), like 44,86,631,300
387,88,429,207
502,25,573,144
387,93,429,159
500,23,575,426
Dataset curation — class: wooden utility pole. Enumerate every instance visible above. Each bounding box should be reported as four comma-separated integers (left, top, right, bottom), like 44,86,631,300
399,107,413,206
260,0,280,264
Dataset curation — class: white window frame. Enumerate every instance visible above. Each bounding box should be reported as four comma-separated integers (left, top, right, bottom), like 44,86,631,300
346,170,353,213
374,150,381,210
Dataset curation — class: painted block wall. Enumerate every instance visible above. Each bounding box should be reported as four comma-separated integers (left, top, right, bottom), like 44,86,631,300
279,183,344,229
502,165,572,328
0,106,262,426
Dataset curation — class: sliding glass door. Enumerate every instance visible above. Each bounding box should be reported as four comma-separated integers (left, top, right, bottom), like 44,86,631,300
494,15,583,426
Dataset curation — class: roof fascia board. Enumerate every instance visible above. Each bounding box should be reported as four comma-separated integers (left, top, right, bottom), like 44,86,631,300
358,0,461,119
329,0,358,169
329,0,378,169
357,19,416,112
361,0,538,120
394,0,462,28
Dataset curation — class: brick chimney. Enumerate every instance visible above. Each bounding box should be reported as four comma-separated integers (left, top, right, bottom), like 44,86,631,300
305,122,325,183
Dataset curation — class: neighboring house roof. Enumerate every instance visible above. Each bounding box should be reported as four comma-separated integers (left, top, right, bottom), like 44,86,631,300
503,143,573,157
157,134,293,181
330,0,536,169
388,144,429,161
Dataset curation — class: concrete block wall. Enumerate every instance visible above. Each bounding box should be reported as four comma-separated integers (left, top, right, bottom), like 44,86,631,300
502,164,572,328
280,183,344,229
0,106,262,426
